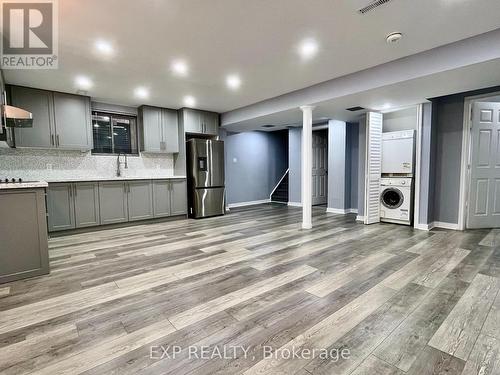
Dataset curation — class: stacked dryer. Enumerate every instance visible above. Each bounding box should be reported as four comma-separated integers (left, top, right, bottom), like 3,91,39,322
380,130,415,225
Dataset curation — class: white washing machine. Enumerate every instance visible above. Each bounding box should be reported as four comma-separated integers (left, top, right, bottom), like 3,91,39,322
380,177,413,225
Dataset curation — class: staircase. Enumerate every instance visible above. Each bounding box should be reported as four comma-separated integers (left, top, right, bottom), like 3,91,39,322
270,171,289,203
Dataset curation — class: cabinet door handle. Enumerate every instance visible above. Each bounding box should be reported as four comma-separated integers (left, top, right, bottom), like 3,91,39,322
56,135,60,147
74,185,77,197
51,134,55,146
69,185,72,197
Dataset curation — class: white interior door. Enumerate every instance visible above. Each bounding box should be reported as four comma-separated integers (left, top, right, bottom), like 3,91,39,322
467,102,500,229
312,130,328,205
364,112,383,224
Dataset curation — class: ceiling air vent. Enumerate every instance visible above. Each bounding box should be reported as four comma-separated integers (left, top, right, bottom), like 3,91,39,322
346,106,366,112
358,0,392,14
262,125,275,128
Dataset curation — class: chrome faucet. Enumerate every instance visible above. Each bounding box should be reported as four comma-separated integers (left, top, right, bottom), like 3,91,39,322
116,152,128,177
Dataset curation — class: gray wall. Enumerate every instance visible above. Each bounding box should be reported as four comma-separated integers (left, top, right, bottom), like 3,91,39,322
383,107,418,132
427,85,500,225
431,97,464,224
225,130,288,205
328,121,347,210
347,122,359,210
357,116,367,217
418,103,434,225
288,123,359,210
288,127,302,204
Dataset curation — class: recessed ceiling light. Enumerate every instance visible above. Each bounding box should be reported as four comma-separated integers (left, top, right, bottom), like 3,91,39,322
74,75,93,90
386,32,403,44
134,87,149,99
183,95,196,107
226,74,241,90
298,38,319,60
171,59,189,77
94,39,114,56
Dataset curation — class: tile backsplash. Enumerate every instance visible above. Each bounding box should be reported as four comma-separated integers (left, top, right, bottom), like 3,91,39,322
0,148,176,181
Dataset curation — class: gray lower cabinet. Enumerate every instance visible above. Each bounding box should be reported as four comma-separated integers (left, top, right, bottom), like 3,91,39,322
127,180,154,221
47,183,75,231
48,182,100,231
171,180,188,215
99,182,128,225
74,183,100,228
48,179,186,232
0,188,49,284
152,179,187,217
153,180,172,218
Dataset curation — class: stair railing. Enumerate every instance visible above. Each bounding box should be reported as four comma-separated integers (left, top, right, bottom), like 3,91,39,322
269,169,289,200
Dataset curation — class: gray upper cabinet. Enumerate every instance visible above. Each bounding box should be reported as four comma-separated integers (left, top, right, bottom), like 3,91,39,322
99,182,128,225
183,108,202,133
201,112,219,135
181,108,219,135
140,106,179,153
153,180,172,218
9,85,92,150
170,179,187,215
47,183,75,232
53,92,92,149
141,106,162,153
12,86,54,148
127,180,154,221
74,182,100,228
162,109,179,152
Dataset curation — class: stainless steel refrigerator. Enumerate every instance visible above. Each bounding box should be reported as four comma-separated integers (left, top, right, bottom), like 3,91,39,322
187,138,225,218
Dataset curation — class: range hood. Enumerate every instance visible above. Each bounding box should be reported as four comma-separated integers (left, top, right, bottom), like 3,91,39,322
2,104,33,127
0,104,33,147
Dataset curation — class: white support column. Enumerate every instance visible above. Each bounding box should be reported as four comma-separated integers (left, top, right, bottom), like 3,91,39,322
300,105,314,229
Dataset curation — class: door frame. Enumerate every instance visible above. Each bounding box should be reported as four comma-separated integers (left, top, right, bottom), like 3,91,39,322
458,91,500,230
413,104,423,230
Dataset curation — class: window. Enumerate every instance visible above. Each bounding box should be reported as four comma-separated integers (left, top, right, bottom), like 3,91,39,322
92,111,139,154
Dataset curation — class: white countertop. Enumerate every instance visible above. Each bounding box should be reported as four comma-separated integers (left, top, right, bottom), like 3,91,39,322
0,181,48,190
45,176,187,183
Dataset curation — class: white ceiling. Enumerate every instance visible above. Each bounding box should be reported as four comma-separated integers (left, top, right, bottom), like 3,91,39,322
4,0,500,112
223,58,500,132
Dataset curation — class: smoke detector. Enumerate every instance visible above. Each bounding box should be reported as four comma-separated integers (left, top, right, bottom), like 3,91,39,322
358,0,393,14
386,32,403,44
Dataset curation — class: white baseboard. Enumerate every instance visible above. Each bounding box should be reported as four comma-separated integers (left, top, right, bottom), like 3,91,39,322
326,208,358,215
414,221,459,231
414,222,434,231
433,221,460,230
227,199,271,208
288,202,302,207
356,215,365,222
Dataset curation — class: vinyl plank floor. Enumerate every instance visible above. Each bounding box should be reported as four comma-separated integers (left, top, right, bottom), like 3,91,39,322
428,273,500,360
0,204,496,375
